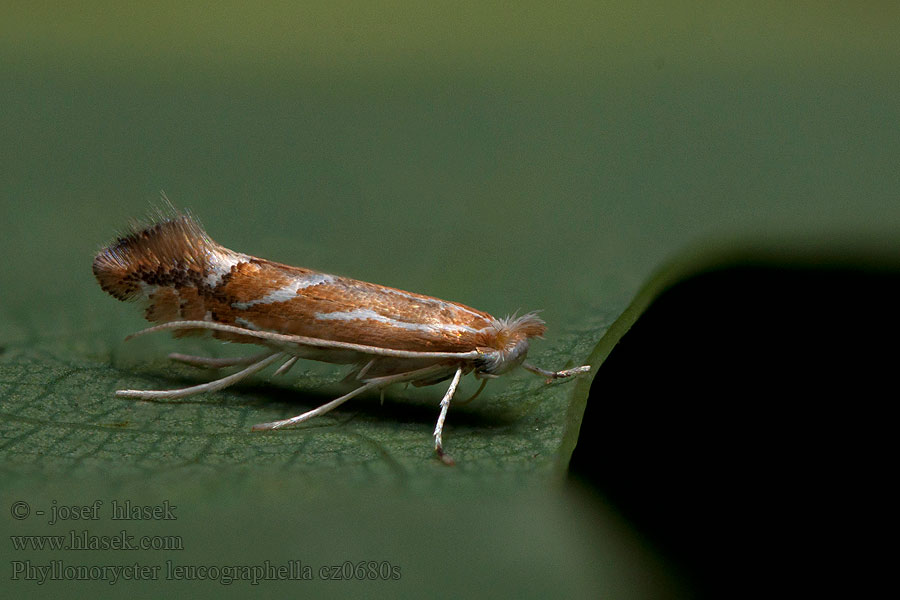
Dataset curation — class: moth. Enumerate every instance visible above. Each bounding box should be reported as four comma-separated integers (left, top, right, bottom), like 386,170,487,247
93,212,590,464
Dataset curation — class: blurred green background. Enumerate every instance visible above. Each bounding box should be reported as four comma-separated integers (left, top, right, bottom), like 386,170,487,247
2,2,898,597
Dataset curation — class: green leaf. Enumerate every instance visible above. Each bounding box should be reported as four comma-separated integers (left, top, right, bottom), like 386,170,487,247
0,324,597,483
2,3,899,597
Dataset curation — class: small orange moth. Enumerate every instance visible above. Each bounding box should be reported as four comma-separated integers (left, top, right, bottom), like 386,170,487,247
93,211,590,464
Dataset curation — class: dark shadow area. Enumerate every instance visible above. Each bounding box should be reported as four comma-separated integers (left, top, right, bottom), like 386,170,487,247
570,264,898,597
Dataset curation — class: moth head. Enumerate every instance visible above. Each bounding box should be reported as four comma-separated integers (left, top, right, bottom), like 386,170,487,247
475,312,546,375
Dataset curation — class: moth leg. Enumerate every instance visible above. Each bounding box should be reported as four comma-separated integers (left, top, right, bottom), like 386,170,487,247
116,352,284,400
251,365,462,440
168,351,274,369
252,364,451,431
455,378,487,406
356,359,376,381
433,366,463,466
274,356,299,377
522,362,591,384
251,381,378,431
